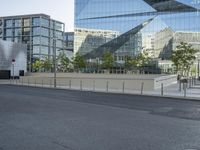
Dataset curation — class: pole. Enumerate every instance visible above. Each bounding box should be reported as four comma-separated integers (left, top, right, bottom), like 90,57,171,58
161,83,164,96
53,38,57,88
12,63,14,83
141,82,144,95
198,59,200,80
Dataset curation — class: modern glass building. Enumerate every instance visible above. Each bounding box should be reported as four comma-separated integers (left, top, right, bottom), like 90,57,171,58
75,0,200,61
0,14,66,71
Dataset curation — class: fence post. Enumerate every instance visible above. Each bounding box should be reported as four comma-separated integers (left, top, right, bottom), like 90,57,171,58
179,81,181,92
106,81,109,92
141,82,144,95
93,80,95,91
161,83,164,96
122,81,125,93
80,80,82,91
34,78,36,87
184,83,186,97
69,80,71,89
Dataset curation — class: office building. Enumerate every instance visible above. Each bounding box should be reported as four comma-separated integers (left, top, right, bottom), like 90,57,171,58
75,0,200,60
0,14,66,71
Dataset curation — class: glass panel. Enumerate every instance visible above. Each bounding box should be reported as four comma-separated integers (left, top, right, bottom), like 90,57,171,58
33,36,40,44
5,20,13,28
41,37,49,45
14,19,22,27
5,37,13,41
75,0,200,59
14,28,21,36
5,29,13,36
54,22,63,31
41,18,49,28
40,46,49,55
23,18,30,27
23,27,30,36
32,17,40,26
55,31,63,39
33,27,40,35
56,40,62,48
33,46,40,54
41,27,49,36
14,37,21,43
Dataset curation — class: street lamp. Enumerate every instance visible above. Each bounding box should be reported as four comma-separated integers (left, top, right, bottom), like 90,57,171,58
198,59,200,80
52,38,57,88
52,37,64,88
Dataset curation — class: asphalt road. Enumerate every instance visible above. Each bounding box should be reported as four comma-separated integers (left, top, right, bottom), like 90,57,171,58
0,85,200,150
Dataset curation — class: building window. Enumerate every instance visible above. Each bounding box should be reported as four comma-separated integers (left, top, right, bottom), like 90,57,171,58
33,46,40,54
40,46,49,55
5,29,13,36
32,17,40,26
14,19,22,27
33,27,40,35
23,18,30,27
41,27,49,37
5,20,13,28
41,18,49,28
14,28,21,36
33,36,40,45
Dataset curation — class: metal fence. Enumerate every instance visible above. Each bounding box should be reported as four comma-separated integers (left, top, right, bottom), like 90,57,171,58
9,77,200,98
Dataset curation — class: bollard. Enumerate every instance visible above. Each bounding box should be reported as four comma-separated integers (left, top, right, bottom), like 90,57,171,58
80,80,82,91
93,80,95,91
161,83,164,96
189,78,191,88
122,81,125,93
141,82,144,95
35,79,36,87
50,79,52,88
179,81,181,92
28,79,29,86
106,81,109,92
22,78,23,85
10,79,11,84
69,80,71,89
42,79,43,87
184,83,187,98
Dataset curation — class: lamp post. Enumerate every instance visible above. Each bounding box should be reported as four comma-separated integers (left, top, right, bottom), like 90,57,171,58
53,38,57,88
198,59,200,80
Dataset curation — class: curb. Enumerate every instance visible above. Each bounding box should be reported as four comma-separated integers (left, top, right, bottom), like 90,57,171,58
5,83,200,102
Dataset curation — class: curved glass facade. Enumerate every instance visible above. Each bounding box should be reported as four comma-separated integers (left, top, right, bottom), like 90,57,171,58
75,0,200,61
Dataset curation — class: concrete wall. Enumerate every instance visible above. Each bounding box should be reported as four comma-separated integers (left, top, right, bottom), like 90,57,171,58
22,73,177,91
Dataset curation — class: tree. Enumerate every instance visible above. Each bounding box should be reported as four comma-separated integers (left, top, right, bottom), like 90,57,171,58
72,53,86,71
32,60,43,72
101,51,114,70
171,42,198,76
124,56,133,70
43,58,52,72
133,52,151,68
57,52,70,72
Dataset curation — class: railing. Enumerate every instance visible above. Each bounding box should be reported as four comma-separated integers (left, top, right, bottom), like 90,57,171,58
8,77,200,99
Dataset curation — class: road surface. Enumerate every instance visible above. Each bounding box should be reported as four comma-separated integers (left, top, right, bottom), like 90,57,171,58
0,85,200,150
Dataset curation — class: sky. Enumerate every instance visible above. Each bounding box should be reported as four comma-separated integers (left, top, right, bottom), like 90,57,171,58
0,0,74,31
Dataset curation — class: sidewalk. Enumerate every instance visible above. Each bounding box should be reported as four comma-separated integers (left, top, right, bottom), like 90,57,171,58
145,82,200,99
1,79,199,100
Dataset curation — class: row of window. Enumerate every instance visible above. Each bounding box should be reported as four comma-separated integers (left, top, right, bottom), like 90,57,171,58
4,17,64,31
4,27,63,39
